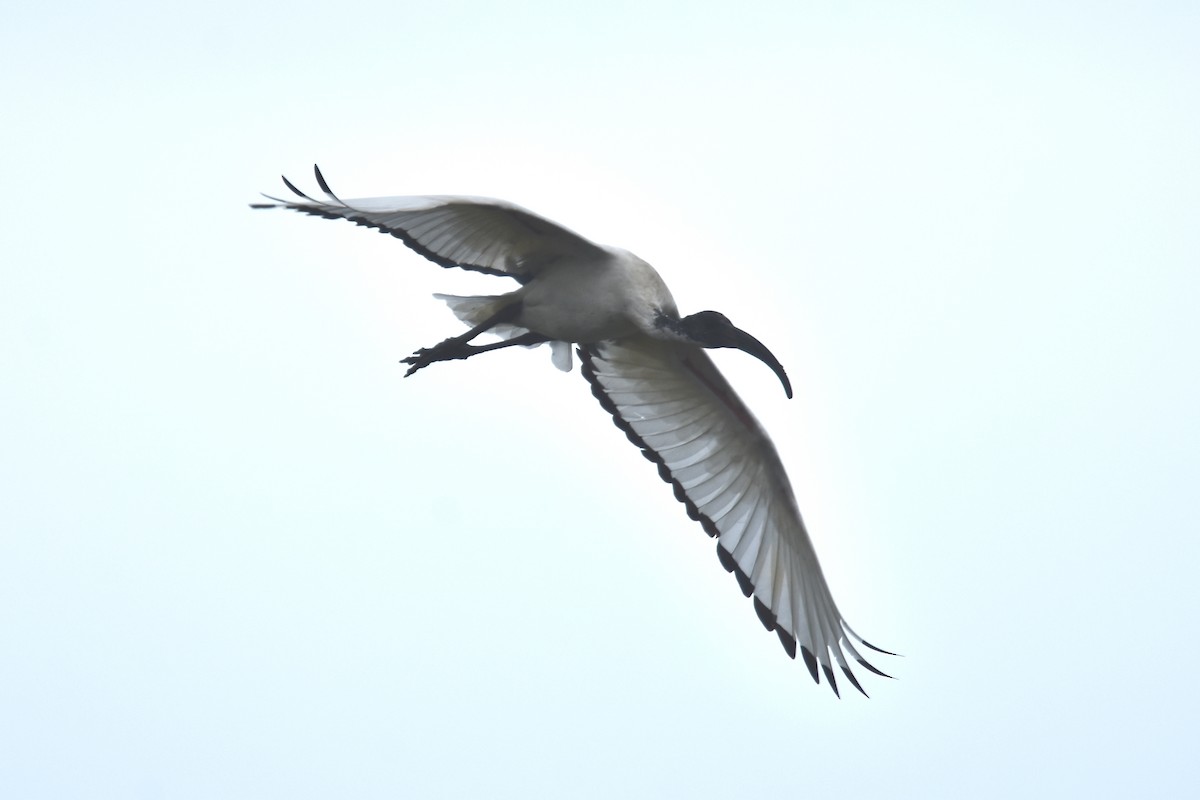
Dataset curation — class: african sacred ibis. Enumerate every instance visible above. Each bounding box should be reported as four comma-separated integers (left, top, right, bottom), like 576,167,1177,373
252,165,895,697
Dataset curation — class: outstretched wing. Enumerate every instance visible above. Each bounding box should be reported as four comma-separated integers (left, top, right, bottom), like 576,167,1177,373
580,338,894,697
252,165,607,283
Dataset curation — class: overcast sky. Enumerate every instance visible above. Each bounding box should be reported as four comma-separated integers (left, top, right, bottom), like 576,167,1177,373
3,1,1198,797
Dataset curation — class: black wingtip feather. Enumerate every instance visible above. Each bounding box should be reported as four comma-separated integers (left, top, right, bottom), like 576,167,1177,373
821,663,840,698
281,174,311,201
776,628,797,659
841,665,869,697
752,597,776,632
313,164,333,196
860,639,900,656
714,544,754,596
856,657,895,680
800,646,820,683
716,544,736,573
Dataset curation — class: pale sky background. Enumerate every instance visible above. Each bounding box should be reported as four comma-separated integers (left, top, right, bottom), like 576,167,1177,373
3,1,1198,797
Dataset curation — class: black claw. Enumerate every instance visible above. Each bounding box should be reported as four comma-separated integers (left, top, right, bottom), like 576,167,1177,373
401,351,434,377
400,338,479,377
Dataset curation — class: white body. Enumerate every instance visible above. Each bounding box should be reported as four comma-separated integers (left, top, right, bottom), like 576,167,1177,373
516,247,674,343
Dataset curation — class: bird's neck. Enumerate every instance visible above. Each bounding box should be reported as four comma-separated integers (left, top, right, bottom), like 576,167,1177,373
653,309,692,343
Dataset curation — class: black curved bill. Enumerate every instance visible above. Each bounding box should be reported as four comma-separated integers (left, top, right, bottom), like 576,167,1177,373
727,326,793,399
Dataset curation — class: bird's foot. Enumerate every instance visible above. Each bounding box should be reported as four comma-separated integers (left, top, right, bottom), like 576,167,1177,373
401,339,475,377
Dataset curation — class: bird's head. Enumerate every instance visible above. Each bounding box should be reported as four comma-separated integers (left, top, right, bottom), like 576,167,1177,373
672,310,793,399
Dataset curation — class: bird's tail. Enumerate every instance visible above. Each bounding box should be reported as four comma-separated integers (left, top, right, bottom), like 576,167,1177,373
433,294,573,372
434,293,512,329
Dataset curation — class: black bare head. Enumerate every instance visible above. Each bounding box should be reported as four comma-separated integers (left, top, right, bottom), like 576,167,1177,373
674,310,793,399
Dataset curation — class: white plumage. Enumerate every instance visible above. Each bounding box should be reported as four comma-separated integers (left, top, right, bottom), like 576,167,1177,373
252,165,894,697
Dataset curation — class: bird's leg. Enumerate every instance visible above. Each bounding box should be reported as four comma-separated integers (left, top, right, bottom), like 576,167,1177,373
403,332,548,376
401,302,546,376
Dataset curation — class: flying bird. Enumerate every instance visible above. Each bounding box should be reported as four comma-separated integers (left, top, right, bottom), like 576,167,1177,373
252,166,894,696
